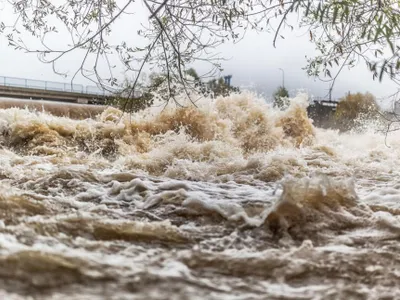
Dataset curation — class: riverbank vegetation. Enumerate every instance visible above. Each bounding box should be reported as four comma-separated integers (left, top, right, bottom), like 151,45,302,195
107,69,240,112
335,92,380,131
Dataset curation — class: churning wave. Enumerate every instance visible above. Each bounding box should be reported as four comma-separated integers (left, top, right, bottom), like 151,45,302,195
0,92,400,299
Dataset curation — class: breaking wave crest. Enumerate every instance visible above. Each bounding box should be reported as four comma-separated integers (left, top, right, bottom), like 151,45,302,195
1,93,314,161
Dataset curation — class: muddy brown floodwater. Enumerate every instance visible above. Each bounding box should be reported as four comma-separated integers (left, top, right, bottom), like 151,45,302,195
0,93,399,300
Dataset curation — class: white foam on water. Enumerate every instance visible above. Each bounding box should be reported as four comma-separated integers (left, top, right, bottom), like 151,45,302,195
0,92,399,298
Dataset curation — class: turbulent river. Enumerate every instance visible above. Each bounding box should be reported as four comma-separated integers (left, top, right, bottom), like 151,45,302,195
0,93,399,299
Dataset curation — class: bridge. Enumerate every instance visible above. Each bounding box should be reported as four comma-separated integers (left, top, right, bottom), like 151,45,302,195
0,75,116,104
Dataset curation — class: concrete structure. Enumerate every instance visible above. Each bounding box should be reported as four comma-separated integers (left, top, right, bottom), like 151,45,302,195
307,99,339,128
0,75,113,104
0,85,110,104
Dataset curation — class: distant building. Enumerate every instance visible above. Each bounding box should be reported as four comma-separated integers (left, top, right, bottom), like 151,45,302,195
307,98,338,129
223,75,232,86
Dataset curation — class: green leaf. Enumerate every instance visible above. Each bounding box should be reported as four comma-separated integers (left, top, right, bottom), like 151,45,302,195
388,39,395,53
379,61,387,82
374,28,381,42
316,2,321,19
344,5,349,22
377,14,383,25
333,6,338,24
326,69,332,78
320,6,326,22
305,1,311,16
360,29,367,39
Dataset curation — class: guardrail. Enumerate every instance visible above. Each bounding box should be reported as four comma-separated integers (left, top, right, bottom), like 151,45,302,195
0,75,110,96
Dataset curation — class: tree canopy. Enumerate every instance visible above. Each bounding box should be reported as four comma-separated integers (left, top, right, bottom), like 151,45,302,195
335,92,380,131
273,86,289,108
2,0,400,106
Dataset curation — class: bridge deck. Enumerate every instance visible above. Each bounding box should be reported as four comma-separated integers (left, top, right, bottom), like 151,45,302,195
0,85,110,104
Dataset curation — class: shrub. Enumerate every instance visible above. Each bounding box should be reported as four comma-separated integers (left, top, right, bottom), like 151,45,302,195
335,92,379,130
273,86,289,109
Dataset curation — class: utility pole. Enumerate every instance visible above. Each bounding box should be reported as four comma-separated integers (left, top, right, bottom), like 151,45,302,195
278,68,285,88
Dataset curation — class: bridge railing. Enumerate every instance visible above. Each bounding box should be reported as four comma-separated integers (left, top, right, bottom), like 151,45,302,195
0,75,113,96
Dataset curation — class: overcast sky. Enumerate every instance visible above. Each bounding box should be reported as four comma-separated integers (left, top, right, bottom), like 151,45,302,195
0,1,398,107
216,26,399,106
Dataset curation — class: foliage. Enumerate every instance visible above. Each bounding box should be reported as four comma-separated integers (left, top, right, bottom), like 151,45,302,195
335,92,379,130
302,0,400,96
106,73,165,112
336,92,379,119
207,77,240,97
107,70,239,112
2,0,400,105
273,86,289,108
185,68,200,82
